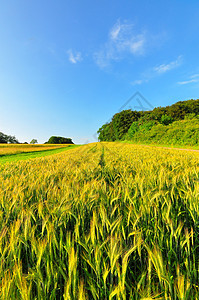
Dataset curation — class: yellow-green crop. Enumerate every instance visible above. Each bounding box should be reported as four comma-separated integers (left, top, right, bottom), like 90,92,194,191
0,142,199,299
0,144,70,156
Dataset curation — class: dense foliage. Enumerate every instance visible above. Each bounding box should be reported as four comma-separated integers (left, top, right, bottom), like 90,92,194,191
97,110,141,141
46,136,74,144
97,99,199,145
0,132,19,144
128,117,199,146
1,143,199,298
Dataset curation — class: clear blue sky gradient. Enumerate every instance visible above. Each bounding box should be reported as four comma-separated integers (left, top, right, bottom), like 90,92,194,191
1,0,199,143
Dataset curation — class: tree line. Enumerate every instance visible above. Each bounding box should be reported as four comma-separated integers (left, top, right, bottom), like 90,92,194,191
0,133,74,144
97,99,199,142
0,132,19,144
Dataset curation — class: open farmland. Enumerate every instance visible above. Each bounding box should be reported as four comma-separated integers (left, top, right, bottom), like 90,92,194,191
0,142,199,299
0,144,73,156
0,144,78,163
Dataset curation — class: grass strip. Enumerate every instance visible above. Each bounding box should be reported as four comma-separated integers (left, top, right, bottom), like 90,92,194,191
0,145,80,164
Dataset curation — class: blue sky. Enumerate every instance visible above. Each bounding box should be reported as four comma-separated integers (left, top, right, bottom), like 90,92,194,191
1,0,199,144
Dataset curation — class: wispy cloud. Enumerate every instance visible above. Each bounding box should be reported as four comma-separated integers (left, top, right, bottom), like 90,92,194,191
178,74,199,85
109,20,145,54
131,79,147,86
154,55,183,74
191,74,199,78
110,22,121,40
131,56,183,86
94,20,146,68
67,49,82,64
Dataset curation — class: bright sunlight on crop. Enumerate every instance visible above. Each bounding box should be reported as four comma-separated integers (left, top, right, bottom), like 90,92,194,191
0,142,199,299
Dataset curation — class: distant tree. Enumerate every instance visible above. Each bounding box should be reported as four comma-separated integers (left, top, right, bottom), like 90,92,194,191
46,136,74,144
0,132,7,143
7,135,19,143
0,132,19,144
30,139,38,144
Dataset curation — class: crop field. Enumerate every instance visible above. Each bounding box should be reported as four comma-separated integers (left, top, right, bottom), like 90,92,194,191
0,142,199,299
0,144,72,156
0,144,78,164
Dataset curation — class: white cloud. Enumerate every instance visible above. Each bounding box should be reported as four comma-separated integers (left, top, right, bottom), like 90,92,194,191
178,79,198,85
190,74,199,78
67,49,82,64
178,74,199,85
94,20,146,68
154,56,183,74
131,55,183,86
131,79,147,86
110,21,121,40
129,39,145,54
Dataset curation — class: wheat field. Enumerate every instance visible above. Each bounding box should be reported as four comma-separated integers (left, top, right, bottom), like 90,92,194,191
0,144,70,156
0,142,199,299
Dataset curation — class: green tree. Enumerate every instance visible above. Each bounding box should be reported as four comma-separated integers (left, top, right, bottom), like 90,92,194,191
0,132,19,143
30,139,38,144
111,110,141,140
0,132,7,143
97,123,113,141
46,136,74,144
97,98,199,142
127,121,139,139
